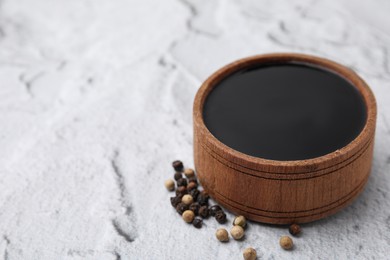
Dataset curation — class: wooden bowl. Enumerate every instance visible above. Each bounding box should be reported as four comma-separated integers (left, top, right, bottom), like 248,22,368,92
193,53,377,224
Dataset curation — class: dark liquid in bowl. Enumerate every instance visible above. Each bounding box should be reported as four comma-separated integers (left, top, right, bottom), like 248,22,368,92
203,63,367,161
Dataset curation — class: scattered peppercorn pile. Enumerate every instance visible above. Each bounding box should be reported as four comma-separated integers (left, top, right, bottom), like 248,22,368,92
166,160,227,229
165,160,303,259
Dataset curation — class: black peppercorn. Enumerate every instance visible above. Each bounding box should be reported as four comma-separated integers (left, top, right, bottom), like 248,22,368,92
187,182,197,191
176,178,187,187
189,189,200,201
215,210,227,224
289,224,301,236
198,206,209,218
170,196,182,208
176,202,189,215
210,205,222,216
193,217,203,228
187,177,198,184
200,190,209,198
175,186,188,197
174,172,182,181
189,202,201,215
197,194,209,206
172,160,184,172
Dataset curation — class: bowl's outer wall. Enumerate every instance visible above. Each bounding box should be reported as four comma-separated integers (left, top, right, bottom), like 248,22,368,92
193,53,377,224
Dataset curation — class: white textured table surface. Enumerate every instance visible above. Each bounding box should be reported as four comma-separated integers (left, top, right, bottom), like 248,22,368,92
0,0,389,259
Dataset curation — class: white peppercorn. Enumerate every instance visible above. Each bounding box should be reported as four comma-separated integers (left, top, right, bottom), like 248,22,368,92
279,235,293,250
164,179,175,191
184,168,195,178
243,247,257,260
181,194,194,205
233,215,246,228
216,228,229,242
230,225,245,240
182,210,195,223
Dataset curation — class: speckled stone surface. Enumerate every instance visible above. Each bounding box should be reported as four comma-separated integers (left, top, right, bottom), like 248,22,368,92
0,0,389,259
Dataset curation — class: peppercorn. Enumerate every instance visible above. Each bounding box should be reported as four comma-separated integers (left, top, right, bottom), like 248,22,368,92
175,186,188,197
230,225,244,240
215,228,229,242
189,189,200,200
233,215,246,228
200,190,209,198
184,168,195,178
170,196,182,208
192,217,203,228
172,160,184,172
215,211,227,224
164,179,175,191
198,206,209,218
243,247,257,260
188,177,198,185
182,210,195,223
181,194,193,205
189,202,200,215
174,172,182,181
210,205,222,216
176,202,189,215
197,192,209,206
289,223,301,236
279,236,293,250
197,196,208,206
176,178,187,187
187,182,197,191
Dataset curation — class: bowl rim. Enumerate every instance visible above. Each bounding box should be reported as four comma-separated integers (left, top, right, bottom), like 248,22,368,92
193,53,377,173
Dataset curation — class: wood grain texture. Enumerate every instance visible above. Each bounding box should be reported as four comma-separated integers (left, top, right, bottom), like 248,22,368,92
193,53,377,224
